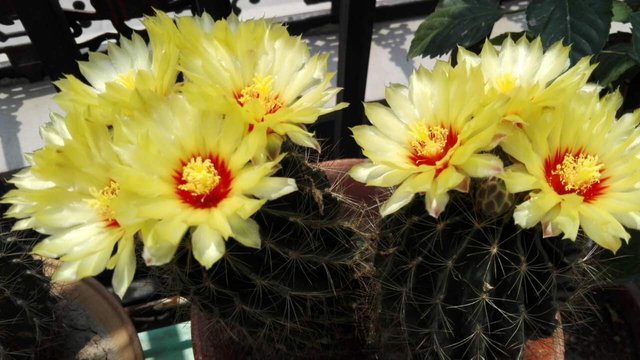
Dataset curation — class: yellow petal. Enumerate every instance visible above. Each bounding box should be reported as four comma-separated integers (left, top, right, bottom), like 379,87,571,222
236,197,268,219
32,223,105,257
249,177,298,200
286,129,321,152
351,125,409,164
380,179,417,217
228,215,261,248
191,224,225,269
513,193,561,229
206,208,232,239
500,164,541,193
579,206,629,252
348,161,412,187
141,220,188,266
110,235,136,298
547,198,581,240
385,84,420,125
457,153,503,178
434,167,466,195
364,102,411,145
424,191,449,218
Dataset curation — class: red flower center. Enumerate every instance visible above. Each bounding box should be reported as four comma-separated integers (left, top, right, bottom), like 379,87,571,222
544,150,607,202
174,154,232,209
408,124,458,172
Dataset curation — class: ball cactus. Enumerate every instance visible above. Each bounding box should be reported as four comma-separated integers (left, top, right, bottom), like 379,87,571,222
0,225,58,359
374,184,597,359
155,147,373,358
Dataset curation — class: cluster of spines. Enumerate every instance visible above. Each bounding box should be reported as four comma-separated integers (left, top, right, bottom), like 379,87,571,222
374,178,599,359
0,225,58,359
156,146,372,358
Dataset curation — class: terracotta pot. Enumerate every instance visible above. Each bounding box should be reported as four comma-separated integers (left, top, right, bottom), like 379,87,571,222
523,318,565,360
52,278,144,360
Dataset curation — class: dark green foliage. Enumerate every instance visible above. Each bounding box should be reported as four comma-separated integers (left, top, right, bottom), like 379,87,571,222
0,226,58,359
526,0,613,64
374,179,599,359
156,147,372,358
408,0,501,59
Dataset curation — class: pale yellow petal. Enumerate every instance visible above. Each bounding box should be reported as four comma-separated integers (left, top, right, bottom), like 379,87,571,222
500,164,541,193
364,102,411,144
457,153,503,178
547,197,581,240
513,193,561,229
32,223,105,258
228,215,261,249
110,235,136,298
286,129,321,152
424,191,450,218
434,167,466,195
380,179,416,217
348,161,412,187
249,177,298,200
351,125,409,163
191,224,225,269
235,197,268,219
579,206,629,252
141,220,188,266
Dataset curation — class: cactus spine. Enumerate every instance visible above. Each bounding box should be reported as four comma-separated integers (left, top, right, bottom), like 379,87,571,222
375,178,598,359
0,226,58,359
157,146,372,358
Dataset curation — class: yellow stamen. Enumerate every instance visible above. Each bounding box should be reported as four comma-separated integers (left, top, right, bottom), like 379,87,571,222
178,157,220,195
115,70,136,90
552,153,602,193
411,125,449,158
495,73,516,94
236,75,283,114
87,180,120,222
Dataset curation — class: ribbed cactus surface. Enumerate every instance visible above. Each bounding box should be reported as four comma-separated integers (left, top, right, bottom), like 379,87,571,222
158,148,372,358
0,226,58,359
375,178,596,359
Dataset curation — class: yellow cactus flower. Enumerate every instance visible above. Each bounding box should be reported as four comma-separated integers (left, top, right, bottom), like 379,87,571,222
457,37,595,126
349,62,505,217
2,113,141,298
500,89,640,252
175,13,347,153
112,96,297,269
54,12,179,123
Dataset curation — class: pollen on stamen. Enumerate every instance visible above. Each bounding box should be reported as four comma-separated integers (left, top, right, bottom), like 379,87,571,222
552,153,602,193
545,150,607,201
175,154,232,209
409,124,457,167
234,75,283,117
87,180,120,227
178,156,221,197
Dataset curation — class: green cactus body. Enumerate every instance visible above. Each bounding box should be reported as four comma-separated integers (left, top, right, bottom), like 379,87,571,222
0,227,58,359
158,148,372,358
375,178,596,359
